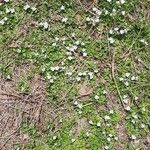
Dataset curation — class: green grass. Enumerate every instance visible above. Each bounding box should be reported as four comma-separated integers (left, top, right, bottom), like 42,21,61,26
0,0,150,150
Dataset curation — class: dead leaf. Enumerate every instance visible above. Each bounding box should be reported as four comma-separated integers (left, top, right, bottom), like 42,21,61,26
79,82,93,96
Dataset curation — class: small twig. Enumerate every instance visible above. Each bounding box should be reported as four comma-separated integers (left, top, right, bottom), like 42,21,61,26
111,49,125,108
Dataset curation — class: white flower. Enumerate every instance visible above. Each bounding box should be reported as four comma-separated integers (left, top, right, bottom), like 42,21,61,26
62,17,68,23
74,101,78,105
86,132,90,137
125,72,130,77
77,103,83,109
114,136,118,140
109,29,113,34
131,76,136,80
109,110,114,114
134,96,138,100
4,0,9,2
131,135,136,140
107,0,112,2
53,136,57,140
94,95,99,100
103,90,107,95
124,81,129,86
76,76,81,82
92,7,97,12
71,139,75,143
114,27,119,31
107,137,111,142
60,5,65,10
121,11,126,15
83,52,87,57
55,66,59,71
141,124,145,128
119,77,124,81
50,79,54,83
109,134,113,137
88,72,94,79
43,22,49,29
31,7,36,11
120,29,125,34
104,115,110,121
120,0,125,4
125,106,131,111
104,146,109,150
4,17,8,21
97,122,101,127
68,56,73,60
24,4,30,10
0,19,5,25
89,120,93,125
86,17,91,22
108,37,114,44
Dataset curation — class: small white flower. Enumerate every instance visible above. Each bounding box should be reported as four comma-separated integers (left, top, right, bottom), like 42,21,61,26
0,19,5,25
141,124,145,128
89,120,93,125
4,17,8,21
119,77,124,81
134,96,138,100
94,95,99,100
86,17,91,22
77,103,83,109
114,27,119,31
50,79,54,83
31,7,36,11
43,22,49,29
55,66,59,71
71,138,76,143
4,0,9,2
107,137,111,142
120,0,125,4
131,135,136,140
75,40,80,45
114,136,118,140
107,0,112,2
53,136,57,140
109,29,113,34
60,5,65,10
92,7,97,12
125,72,130,77
109,110,114,114
108,37,114,44
86,132,90,137
24,4,30,10
120,29,125,34
124,81,129,86
62,17,68,23
125,106,131,111
104,115,110,121
109,134,113,137
50,67,55,71
96,122,101,127
68,56,73,60
103,90,107,95
121,11,126,15
74,101,78,105
76,76,81,82
104,146,109,150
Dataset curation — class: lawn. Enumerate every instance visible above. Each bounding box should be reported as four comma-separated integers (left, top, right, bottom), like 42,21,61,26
0,0,150,150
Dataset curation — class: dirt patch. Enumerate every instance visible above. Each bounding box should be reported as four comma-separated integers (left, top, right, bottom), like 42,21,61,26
0,63,54,150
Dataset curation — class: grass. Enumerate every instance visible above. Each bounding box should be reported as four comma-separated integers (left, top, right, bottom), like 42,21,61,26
0,0,150,150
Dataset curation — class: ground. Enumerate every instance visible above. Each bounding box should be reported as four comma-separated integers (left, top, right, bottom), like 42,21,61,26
0,0,150,150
